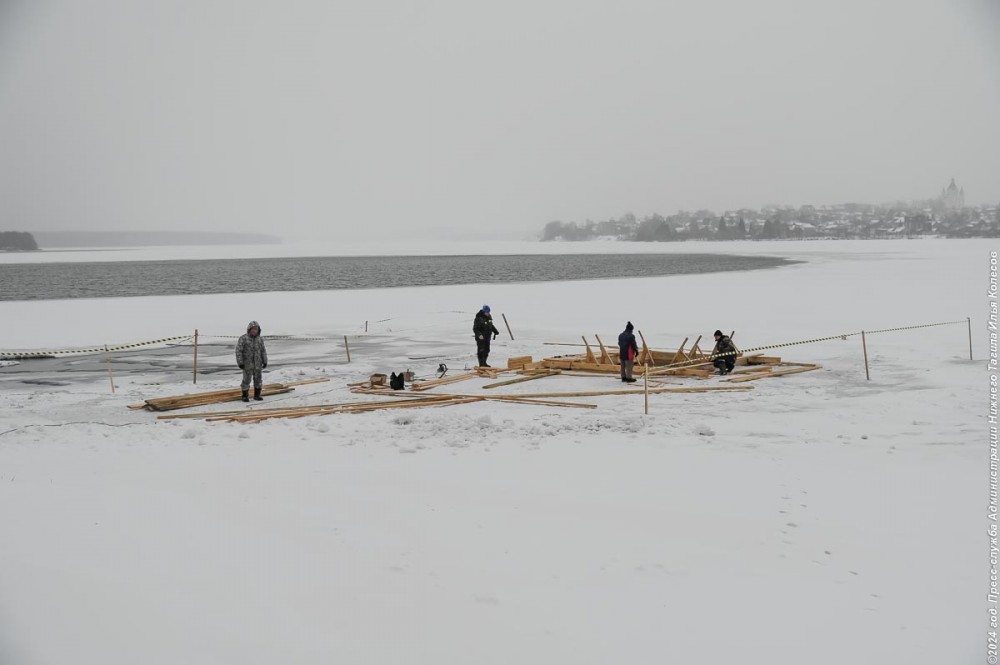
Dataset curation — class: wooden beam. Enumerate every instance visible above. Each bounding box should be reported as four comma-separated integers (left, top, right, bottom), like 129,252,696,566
410,371,480,391
507,355,533,369
637,330,653,366
594,334,616,365
688,335,703,359
670,337,690,364
483,370,560,389
723,365,820,383
582,336,597,363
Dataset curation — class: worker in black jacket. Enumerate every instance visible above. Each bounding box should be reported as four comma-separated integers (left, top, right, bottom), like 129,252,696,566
618,321,639,382
473,305,501,367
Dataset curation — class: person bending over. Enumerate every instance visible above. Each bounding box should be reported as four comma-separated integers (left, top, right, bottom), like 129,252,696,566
711,329,737,375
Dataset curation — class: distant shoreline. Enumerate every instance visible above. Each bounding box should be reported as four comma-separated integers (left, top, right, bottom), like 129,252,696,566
0,252,797,302
31,231,282,249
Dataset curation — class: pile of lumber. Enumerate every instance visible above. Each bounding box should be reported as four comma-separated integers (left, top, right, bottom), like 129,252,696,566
353,385,753,399
129,377,330,411
537,333,821,383
158,392,599,423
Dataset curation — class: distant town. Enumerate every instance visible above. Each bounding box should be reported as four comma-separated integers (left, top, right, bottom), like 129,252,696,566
541,179,999,242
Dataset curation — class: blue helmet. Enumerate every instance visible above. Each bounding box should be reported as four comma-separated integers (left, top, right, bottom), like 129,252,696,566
482,305,491,313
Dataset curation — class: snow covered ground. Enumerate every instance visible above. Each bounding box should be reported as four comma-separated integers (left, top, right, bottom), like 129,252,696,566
0,239,988,664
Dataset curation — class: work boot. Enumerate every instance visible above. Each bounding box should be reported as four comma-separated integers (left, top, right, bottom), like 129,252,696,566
253,387,263,401
241,390,250,402
625,377,637,383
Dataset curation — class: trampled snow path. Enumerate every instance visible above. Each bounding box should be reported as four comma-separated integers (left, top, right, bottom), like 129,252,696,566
0,239,987,664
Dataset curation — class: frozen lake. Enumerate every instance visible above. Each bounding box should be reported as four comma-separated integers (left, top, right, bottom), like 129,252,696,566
0,252,794,301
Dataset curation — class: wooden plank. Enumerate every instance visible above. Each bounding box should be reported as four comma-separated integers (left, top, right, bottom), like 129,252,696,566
483,370,560,389
283,377,331,388
159,394,452,420
141,384,296,411
225,396,486,422
745,356,782,365
723,365,820,383
410,371,479,391
482,396,597,409
582,336,597,363
465,386,753,398
568,362,625,373
647,363,712,376
730,366,774,375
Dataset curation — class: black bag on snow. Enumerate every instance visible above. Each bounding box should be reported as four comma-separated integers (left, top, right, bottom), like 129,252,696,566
389,372,405,390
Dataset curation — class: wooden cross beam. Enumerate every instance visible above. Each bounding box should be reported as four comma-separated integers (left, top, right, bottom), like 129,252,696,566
671,336,690,364
594,334,616,365
637,330,654,366
689,335,704,359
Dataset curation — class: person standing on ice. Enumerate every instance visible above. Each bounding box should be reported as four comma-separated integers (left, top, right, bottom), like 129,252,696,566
711,329,737,375
236,320,268,402
618,321,639,383
473,305,500,367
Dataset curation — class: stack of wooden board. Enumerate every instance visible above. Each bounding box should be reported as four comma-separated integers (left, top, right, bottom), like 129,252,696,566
157,392,599,423
129,377,330,411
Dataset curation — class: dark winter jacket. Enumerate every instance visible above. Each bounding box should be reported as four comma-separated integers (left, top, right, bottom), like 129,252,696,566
236,322,268,370
473,311,500,341
618,329,639,362
712,335,737,357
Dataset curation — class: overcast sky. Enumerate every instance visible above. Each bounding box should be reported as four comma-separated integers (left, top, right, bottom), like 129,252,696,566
0,0,997,240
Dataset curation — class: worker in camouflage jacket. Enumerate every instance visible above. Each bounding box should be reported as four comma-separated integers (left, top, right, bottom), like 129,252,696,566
473,305,501,367
711,329,737,375
236,320,268,401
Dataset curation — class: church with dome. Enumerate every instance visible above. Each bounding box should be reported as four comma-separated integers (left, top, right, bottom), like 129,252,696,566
939,178,965,210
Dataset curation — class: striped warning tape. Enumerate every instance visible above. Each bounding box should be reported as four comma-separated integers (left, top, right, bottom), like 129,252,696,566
203,334,340,342
0,318,969,362
0,335,193,360
655,319,968,370
864,319,967,335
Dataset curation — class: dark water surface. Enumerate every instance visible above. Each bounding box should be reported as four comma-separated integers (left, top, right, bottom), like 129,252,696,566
0,253,796,301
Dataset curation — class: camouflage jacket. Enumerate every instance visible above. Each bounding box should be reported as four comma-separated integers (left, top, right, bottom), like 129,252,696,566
236,334,268,369
713,335,737,356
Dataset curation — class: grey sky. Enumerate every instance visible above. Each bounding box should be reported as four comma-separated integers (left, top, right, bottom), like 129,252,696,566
0,0,997,240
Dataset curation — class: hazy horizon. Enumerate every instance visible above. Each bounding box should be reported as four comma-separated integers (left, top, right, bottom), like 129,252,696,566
1,0,997,241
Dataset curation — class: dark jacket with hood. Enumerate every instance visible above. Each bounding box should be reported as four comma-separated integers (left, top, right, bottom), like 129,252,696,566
473,310,500,341
618,325,639,362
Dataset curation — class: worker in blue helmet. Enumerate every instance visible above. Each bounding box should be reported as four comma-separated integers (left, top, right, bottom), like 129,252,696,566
473,305,501,367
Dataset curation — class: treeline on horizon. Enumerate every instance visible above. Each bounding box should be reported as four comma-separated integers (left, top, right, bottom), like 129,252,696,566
0,231,38,251
541,201,1000,242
